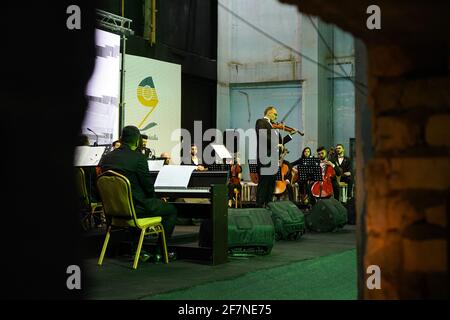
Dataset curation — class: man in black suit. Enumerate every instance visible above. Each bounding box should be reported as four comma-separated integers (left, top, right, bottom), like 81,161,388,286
255,106,282,207
332,143,353,199
99,126,177,239
136,134,152,159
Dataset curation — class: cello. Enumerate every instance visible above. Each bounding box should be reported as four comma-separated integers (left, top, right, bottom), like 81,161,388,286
230,159,242,185
311,161,334,198
271,122,302,196
229,155,242,207
273,146,290,195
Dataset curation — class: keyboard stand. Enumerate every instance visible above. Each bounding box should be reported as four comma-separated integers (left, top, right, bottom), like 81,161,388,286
152,171,228,265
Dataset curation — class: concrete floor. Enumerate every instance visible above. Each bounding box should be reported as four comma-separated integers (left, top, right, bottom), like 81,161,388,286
84,225,356,299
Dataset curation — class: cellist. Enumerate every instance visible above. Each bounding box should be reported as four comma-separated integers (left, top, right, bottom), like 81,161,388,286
311,146,342,199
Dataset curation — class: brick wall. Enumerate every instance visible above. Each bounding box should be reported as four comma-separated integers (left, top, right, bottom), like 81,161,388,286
280,0,449,299
365,44,448,299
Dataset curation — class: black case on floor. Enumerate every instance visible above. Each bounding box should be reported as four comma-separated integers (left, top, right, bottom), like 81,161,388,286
306,198,348,232
227,208,275,255
267,201,306,240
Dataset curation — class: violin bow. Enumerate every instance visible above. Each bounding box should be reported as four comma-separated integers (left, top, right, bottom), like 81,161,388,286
278,96,304,136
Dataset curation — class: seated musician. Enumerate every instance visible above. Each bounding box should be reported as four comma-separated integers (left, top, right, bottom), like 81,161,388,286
184,144,207,171
160,152,172,165
312,146,341,199
291,147,312,166
290,147,313,204
276,158,295,201
99,126,177,258
112,140,121,150
136,134,152,159
331,144,353,199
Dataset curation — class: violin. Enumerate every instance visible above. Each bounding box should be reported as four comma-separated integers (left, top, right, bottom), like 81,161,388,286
229,157,242,208
271,122,304,136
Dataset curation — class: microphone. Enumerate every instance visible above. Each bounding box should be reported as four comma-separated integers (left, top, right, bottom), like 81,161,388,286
87,128,98,146
149,148,156,160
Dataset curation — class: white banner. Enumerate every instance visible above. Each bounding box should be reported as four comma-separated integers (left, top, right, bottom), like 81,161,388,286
82,29,121,145
124,54,181,163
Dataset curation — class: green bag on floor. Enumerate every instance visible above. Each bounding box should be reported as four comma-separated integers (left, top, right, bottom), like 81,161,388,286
267,201,306,240
228,208,275,256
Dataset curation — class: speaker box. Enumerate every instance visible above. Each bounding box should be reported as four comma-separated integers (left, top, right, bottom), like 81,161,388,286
306,198,347,232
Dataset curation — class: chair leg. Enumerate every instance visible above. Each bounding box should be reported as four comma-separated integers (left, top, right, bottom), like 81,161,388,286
159,224,169,264
98,226,111,266
133,228,146,269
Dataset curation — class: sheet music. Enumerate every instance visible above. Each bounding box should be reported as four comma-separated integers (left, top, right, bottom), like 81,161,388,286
154,165,197,188
212,144,232,159
74,146,106,166
148,160,165,171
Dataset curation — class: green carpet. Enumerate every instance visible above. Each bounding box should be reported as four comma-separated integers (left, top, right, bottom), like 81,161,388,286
143,249,357,300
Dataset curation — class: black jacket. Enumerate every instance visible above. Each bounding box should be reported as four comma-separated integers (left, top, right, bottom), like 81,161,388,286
136,146,151,159
255,118,282,161
332,155,352,175
99,145,155,209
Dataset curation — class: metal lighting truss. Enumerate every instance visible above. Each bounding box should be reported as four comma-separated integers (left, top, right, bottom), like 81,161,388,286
96,9,134,36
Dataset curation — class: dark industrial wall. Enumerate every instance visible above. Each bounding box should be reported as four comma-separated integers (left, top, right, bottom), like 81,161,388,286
97,0,218,135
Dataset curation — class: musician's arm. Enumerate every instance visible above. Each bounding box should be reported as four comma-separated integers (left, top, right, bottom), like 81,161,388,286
137,156,156,197
332,161,342,176
344,158,352,176
256,119,272,155
290,158,301,167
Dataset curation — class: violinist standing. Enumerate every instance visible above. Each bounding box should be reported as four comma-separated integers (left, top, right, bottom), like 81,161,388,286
255,106,283,207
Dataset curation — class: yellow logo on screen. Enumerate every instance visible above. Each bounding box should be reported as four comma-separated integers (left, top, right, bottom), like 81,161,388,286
137,77,159,107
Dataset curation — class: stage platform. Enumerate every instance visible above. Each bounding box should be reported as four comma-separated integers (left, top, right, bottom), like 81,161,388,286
83,224,356,299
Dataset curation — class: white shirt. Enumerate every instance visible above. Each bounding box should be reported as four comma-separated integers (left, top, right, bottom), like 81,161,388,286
320,161,327,177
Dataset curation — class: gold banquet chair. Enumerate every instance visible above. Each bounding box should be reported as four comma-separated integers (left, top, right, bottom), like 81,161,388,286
75,167,104,230
96,170,168,269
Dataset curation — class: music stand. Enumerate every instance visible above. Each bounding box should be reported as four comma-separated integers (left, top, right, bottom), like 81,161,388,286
97,144,112,154
207,163,230,171
297,158,322,182
148,159,165,171
74,146,107,167
248,159,258,175
212,144,232,160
